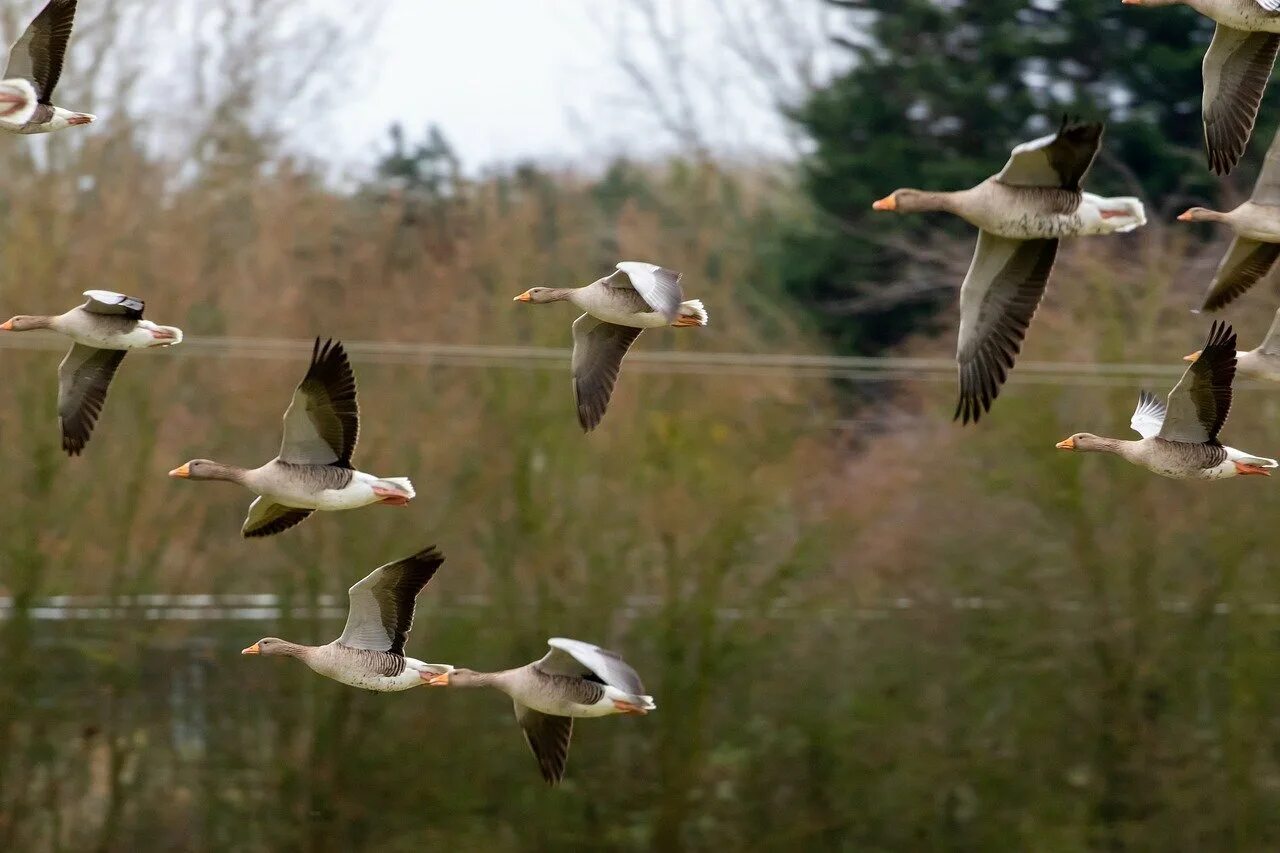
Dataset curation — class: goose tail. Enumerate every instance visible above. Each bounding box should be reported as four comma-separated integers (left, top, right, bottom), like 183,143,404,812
673,299,708,328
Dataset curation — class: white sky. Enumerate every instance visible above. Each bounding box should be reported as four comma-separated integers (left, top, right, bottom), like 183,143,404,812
329,0,826,173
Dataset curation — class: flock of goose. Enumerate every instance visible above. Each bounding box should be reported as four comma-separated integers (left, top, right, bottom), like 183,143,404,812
6,0,1280,785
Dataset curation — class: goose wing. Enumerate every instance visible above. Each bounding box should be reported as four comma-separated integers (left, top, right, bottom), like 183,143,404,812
537,637,646,695
4,0,76,104
609,262,683,321
514,703,573,786
278,338,359,466
1199,237,1280,312
994,119,1102,190
337,546,444,653
1160,322,1236,444
241,498,313,539
1130,390,1167,440
1202,25,1280,176
57,344,125,456
954,233,1058,424
571,314,643,432
82,290,143,319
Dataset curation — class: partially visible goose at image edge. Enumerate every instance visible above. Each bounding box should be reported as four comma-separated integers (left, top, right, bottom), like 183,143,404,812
1179,126,1280,311
1186,306,1280,380
871,117,1146,424
0,0,94,134
241,545,454,691
0,290,183,456
514,261,708,432
1122,0,1280,175
1056,321,1278,479
168,338,416,538
426,638,656,785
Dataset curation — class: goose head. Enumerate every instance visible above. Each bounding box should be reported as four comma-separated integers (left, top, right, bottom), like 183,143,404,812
0,315,51,332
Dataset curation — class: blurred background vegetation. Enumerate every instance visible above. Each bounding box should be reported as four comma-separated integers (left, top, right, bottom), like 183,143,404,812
2,0,1280,851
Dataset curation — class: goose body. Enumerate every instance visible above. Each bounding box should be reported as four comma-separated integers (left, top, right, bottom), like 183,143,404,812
0,0,94,135
169,338,415,538
1058,322,1278,479
514,261,708,431
0,290,183,455
1123,0,1280,174
242,546,452,692
427,638,655,785
872,119,1146,423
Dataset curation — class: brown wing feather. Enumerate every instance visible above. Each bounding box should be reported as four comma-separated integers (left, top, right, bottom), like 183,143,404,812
5,0,77,103
241,501,315,539
571,315,643,432
515,705,574,786
1203,27,1280,176
1199,238,1280,311
1160,322,1237,444
370,546,444,656
955,236,1059,424
57,345,125,456
279,338,359,466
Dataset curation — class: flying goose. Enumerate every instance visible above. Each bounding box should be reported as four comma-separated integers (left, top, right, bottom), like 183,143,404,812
1057,321,1277,478
1185,305,1280,379
1179,126,1280,310
1122,0,1280,175
426,638,655,785
0,78,35,127
1,0,93,134
513,261,708,432
242,545,453,691
0,290,182,455
168,338,415,538
871,118,1146,423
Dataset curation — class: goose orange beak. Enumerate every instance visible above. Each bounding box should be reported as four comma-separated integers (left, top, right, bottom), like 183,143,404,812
1183,350,1201,362
513,291,533,302
168,463,190,478
872,194,897,212
241,643,260,655
1176,210,1196,222
1056,437,1076,450
0,320,12,331
425,672,450,686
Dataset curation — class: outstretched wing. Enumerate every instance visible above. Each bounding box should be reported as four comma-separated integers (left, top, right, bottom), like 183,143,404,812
337,546,444,654
57,344,125,456
1160,322,1237,444
1198,237,1280,312
241,498,313,539
278,338,359,466
994,119,1103,190
1202,25,1280,176
570,314,643,432
954,233,1058,424
514,703,573,786
4,0,77,103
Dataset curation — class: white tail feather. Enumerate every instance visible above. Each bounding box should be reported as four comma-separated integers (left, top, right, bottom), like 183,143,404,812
379,477,415,498
678,299,708,326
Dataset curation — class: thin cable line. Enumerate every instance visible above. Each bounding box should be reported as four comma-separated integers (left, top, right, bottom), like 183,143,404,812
0,332,1220,389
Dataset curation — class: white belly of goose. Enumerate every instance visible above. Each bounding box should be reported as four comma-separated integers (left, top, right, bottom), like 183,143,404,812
259,470,413,510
